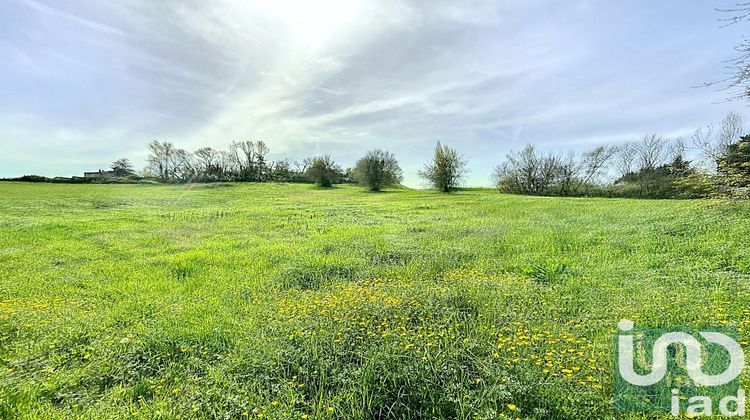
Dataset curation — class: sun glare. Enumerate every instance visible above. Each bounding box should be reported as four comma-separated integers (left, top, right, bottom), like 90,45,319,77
255,0,361,47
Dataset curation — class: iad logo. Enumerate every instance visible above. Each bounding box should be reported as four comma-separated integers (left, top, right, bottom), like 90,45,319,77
615,320,745,417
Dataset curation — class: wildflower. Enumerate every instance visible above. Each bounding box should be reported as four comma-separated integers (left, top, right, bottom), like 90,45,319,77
507,404,517,411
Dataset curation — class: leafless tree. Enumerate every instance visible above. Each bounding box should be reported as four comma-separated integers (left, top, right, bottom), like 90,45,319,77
147,140,175,180
692,112,744,169
227,140,270,181
579,145,617,186
555,151,580,196
171,148,195,182
294,158,313,174
614,142,638,178
493,145,563,195
634,134,668,171
720,112,744,145
194,147,224,179
194,147,219,170
254,141,270,181
221,150,238,177
701,5,750,101
270,159,295,182
669,138,687,161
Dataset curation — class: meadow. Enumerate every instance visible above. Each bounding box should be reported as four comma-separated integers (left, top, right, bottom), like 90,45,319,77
0,182,749,419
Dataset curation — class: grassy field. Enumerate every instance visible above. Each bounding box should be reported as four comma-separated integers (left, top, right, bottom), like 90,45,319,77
1,182,749,418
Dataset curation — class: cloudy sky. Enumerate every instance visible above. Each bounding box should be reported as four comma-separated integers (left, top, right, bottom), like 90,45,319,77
0,0,747,186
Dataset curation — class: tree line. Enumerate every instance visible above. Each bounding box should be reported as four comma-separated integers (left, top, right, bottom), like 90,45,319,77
133,110,748,198
6,112,748,198
100,140,465,192
493,112,750,199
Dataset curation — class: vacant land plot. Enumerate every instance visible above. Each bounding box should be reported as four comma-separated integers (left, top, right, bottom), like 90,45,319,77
0,182,749,418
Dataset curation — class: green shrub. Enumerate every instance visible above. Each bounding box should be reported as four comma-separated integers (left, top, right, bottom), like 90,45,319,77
304,155,342,187
419,142,466,192
352,150,403,191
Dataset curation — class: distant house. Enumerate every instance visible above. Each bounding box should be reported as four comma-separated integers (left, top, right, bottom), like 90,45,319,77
83,169,116,179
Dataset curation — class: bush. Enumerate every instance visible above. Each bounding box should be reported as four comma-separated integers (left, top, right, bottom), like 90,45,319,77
17,175,51,182
418,142,466,192
304,155,342,187
352,150,403,191
493,145,616,197
493,145,560,196
611,155,697,199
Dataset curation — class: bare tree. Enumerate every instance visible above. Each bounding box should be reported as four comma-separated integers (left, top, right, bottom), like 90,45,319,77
493,145,561,195
555,151,580,196
194,147,218,170
254,141,270,181
575,145,616,191
269,159,295,182
634,134,668,171
704,5,750,101
614,142,638,178
172,148,195,182
719,112,744,146
194,147,223,179
228,141,246,175
693,112,744,170
691,125,714,158
227,140,270,181
147,140,175,180
221,149,238,178
294,158,313,174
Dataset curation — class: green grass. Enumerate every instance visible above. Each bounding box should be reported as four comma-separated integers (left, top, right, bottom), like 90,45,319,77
0,182,748,418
